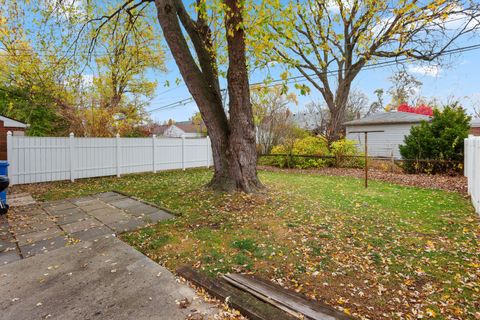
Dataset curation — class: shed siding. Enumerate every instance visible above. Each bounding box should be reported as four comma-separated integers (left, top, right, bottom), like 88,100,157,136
346,123,415,159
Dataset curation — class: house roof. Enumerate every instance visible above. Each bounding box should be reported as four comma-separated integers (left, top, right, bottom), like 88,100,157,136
344,112,431,126
471,118,480,128
150,124,169,135
0,115,28,128
150,121,201,135
175,122,198,133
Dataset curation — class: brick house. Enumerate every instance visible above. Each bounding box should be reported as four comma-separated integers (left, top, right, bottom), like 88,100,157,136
0,115,28,160
471,118,480,136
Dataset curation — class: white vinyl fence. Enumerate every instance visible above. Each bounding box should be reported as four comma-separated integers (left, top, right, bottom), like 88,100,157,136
7,132,212,185
465,135,480,215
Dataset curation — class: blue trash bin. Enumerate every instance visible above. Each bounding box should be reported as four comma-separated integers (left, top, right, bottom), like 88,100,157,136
0,161,9,204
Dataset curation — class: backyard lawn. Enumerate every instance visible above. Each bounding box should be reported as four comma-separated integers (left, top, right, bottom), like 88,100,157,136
16,169,480,320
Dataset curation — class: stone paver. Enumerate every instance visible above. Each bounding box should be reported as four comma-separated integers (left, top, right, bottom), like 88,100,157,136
71,226,113,242
0,236,219,319
61,217,103,234
45,206,85,217
109,198,141,209
4,191,174,262
53,211,90,225
0,250,21,265
20,236,69,258
124,204,159,216
10,219,57,236
108,218,147,233
16,228,64,246
8,192,36,207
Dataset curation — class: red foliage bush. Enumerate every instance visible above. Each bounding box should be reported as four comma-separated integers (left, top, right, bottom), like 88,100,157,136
397,103,433,116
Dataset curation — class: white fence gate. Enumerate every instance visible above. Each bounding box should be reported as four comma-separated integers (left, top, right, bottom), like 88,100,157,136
7,132,212,185
465,135,480,215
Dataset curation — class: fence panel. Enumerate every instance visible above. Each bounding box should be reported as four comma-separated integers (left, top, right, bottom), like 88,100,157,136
465,135,480,215
7,133,212,185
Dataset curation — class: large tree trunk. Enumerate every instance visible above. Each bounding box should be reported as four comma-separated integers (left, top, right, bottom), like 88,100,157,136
326,104,346,143
325,80,351,143
154,0,262,192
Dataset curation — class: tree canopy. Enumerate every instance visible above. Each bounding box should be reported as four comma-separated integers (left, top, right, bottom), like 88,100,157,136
253,0,480,141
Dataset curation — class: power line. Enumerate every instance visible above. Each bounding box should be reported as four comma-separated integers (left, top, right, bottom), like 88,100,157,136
146,43,480,114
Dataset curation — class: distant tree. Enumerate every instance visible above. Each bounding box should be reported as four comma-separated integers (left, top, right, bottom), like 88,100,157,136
305,88,379,138
388,71,423,107
251,85,298,154
369,89,385,114
399,104,470,174
0,32,75,135
346,89,369,121
191,112,208,136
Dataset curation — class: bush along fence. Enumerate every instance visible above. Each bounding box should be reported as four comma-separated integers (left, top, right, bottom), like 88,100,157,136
6,132,212,185
465,135,480,215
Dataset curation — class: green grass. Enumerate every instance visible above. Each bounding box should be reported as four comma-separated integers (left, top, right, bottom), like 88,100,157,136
16,168,480,320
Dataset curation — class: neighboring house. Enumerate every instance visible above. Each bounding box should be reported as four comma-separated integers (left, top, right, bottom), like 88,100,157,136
344,112,432,159
470,118,480,136
0,115,28,160
150,121,204,138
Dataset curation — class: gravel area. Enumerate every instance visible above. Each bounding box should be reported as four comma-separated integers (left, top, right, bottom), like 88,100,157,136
258,166,468,194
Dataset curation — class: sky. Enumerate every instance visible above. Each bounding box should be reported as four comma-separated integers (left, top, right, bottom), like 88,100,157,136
146,45,480,123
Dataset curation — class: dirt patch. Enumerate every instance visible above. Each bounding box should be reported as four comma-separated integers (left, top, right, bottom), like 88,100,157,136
258,166,468,194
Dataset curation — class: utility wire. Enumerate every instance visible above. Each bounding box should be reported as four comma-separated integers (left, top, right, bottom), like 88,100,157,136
146,43,480,114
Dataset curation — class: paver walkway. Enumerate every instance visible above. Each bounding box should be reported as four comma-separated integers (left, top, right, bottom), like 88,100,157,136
1,191,173,263
0,192,220,319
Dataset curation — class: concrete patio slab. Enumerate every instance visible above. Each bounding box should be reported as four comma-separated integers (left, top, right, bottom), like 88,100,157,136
0,236,219,319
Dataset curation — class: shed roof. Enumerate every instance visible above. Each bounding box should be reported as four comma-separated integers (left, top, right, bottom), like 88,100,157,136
471,118,480,127
0,115,28,128
344,112,431,126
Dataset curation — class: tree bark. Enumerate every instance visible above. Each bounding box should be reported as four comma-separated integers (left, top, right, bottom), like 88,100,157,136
154,0,262,192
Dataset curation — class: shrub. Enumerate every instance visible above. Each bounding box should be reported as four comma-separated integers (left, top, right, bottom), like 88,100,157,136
270,136,330,168
399,104,470,174
397,103,433,116
330,139,364,168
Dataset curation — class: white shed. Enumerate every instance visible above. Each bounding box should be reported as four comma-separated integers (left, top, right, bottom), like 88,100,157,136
344,112,432,159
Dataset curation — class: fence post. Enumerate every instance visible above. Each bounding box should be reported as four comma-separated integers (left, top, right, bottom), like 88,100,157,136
152,134,157,173
476,138,480,212
116,133,121,177
181,135,186,171
206,136,210,168
6,131,13,186
390,150,395,173
69,132,75,182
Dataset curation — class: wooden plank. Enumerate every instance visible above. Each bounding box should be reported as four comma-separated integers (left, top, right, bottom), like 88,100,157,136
176,266,297,320
223,273,353,320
